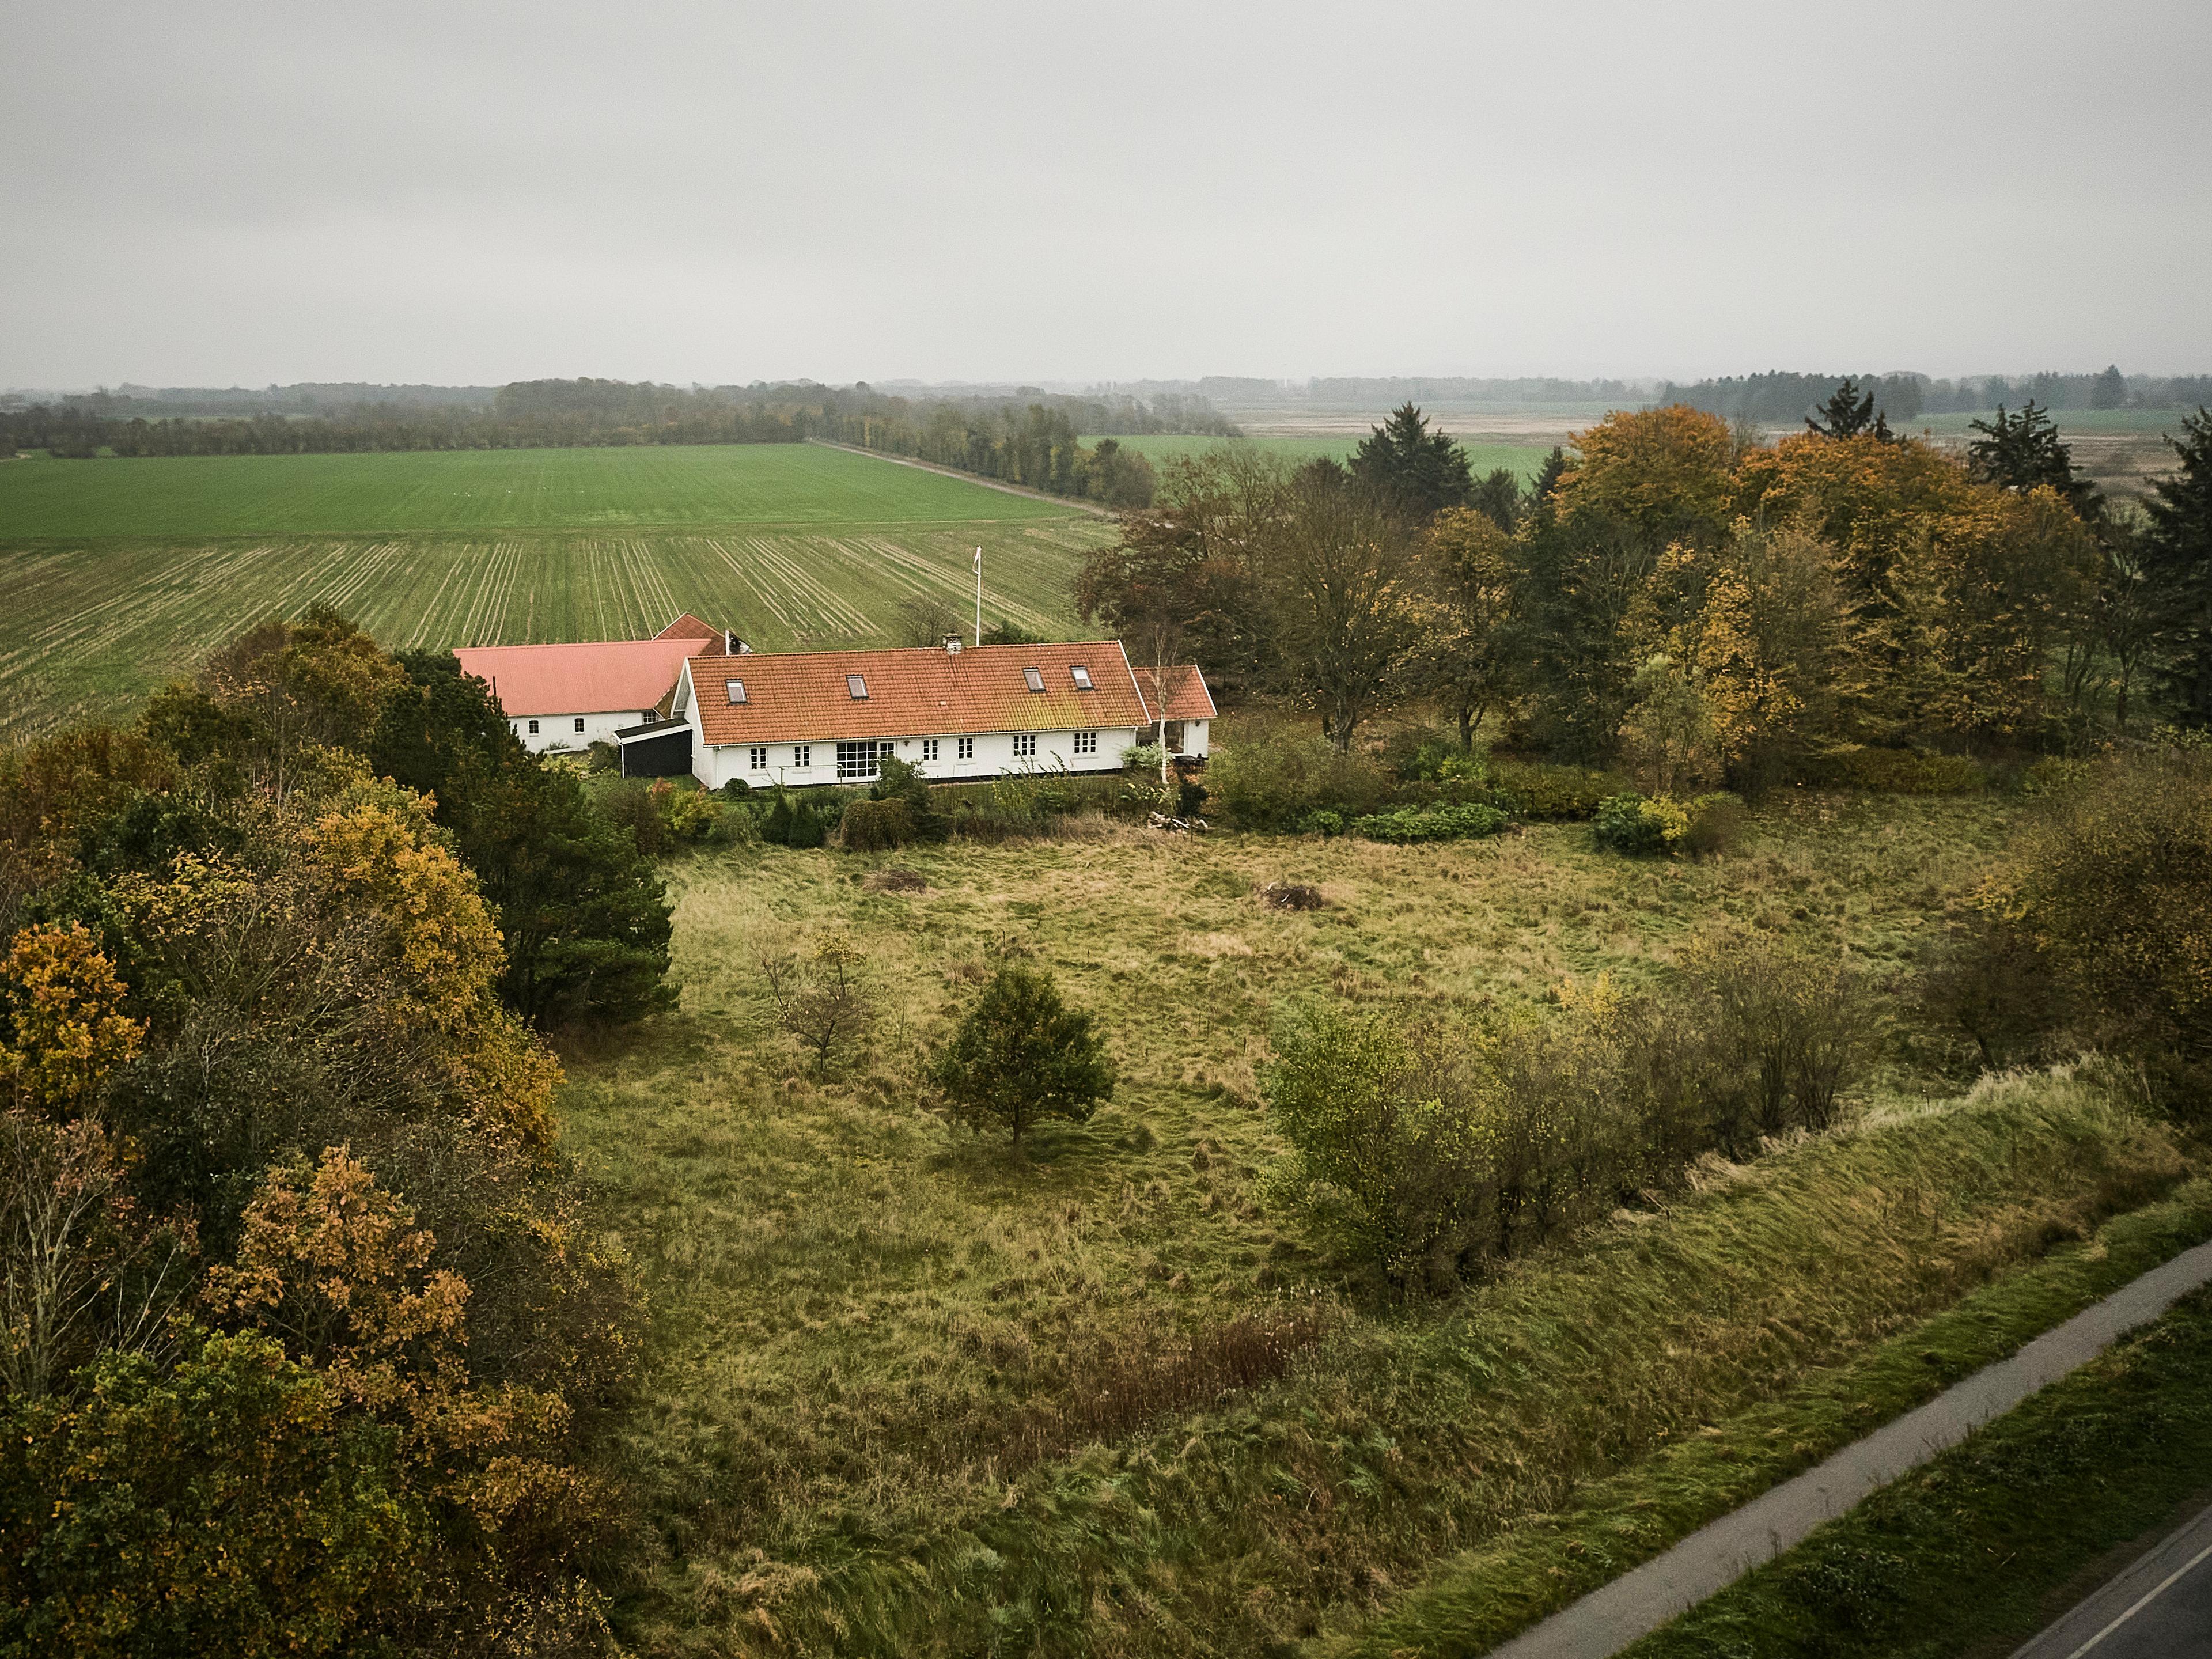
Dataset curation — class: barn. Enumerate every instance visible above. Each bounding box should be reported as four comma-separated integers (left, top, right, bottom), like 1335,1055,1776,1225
454,613,736,755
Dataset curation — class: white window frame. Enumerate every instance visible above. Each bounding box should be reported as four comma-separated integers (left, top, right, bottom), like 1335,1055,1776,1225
748,745,767,770
527,718,539,734
1013,733,1037,759
1071,665,1093,690
921,738,939,761
793,744,812,768
574,717,586,734
836,740,885,780
1073,730,1097,755
957,736,974,760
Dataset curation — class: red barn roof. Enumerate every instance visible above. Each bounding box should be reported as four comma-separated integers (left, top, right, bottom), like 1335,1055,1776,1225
1134,664,1217,722
688,641,1152,745
456,637,715,718
656,613,729,652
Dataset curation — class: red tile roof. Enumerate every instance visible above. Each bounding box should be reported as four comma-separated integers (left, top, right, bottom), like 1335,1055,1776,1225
1134,664,1217,722
456,637,715,718
656,613,729,652
688,641,1150,745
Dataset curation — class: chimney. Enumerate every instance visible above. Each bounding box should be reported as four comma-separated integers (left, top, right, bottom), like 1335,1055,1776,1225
944,634,962,655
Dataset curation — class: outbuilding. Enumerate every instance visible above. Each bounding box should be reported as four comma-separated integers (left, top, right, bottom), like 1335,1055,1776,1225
454,613,734,755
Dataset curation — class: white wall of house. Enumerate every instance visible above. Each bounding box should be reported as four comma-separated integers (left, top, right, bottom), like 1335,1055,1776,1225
510,710,660,755
1181,718,1210,759
690,726,1148,790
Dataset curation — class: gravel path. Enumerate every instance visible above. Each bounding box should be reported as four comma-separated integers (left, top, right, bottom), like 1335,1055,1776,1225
1484,1238,2212,1659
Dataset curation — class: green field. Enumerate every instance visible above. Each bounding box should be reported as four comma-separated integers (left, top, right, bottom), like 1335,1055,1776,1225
1086,431,1556,478
0,444,1110,734
1910,406,2203,437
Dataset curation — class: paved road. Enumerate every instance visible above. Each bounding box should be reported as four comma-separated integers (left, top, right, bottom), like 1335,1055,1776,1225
2009,1501,2212,1659
1484,1238,2212,1659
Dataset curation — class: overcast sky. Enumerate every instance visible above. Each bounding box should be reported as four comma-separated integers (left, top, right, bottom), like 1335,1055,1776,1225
4,1,2207,390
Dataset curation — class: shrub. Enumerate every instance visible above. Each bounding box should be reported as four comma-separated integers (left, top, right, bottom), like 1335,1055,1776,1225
760,786,836,849
657,779,725,842
1802,746,1987,794
1679,791,1751,858
1687,935,1881,1147
1205,730,1393,831
928,965,1115,1150
1488,761,1628,820
584,740,618,774
1300,809,1346,838
760,935,874,1076
1177,779,1209,819
869,753,947,841
599,779,668,857
1350,802,1509,843
1593,792,1687,855
840,797,914,853
1971,751,2212,1098
1123,742,1167,774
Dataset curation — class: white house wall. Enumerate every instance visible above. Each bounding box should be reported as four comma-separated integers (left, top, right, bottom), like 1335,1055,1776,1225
510,710,660,754
691,727,1149,790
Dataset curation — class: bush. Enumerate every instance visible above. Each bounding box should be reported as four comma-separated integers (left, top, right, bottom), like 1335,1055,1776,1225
1205,730,1393,831
1802,746,1987,794
584,740,618,774
760,934,874,1076
1300,809,1347,838
1488,761,1630,820
1123,742,1166,774
869,753,947,841
1969,751,2212,1099
760,786,837,849
1177,779,1209,819
929,965,1115,1150
599,779,668,857
1679,791,1751,858
1593,792,1687,855
657,779,725,842
840,797,914,853
1350,802,1509,843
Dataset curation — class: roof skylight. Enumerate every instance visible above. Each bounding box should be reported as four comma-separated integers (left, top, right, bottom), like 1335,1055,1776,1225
847,673,869,699
1070,665,1093,690
725,679,747,704
1022,666,1044,692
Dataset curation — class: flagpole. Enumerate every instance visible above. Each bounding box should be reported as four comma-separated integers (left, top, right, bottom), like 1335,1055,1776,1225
974,546,982,647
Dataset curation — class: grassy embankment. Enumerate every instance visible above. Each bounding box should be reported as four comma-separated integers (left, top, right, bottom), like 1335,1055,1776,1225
555,785,2204,1653
1619,1281,2212,1659
0,443,1108,733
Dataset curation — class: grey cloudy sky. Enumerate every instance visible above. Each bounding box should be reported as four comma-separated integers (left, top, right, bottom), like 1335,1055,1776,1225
4,0,2207,389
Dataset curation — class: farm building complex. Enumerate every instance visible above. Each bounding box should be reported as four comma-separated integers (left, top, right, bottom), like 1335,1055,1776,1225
454,615,1213,789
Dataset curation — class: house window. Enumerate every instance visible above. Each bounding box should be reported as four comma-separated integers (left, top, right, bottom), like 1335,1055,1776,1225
847,673,869,700
527,718,539,734
574,717,586,733
1022,666,1044,692
921,738,939,761
793,744,812,768
1073,730,1098,755
1013,733,1037,759
836,740,885,780
956,737,974,760
1070,665,1093,690
726,679,747,704
748,745,767,770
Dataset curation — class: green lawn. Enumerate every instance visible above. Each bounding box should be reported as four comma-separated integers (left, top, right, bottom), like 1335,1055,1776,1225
1087,432,1556,479
0,444,1111,734
1909,407,2203,437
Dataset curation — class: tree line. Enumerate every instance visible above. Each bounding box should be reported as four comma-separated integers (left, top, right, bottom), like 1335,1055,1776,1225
1078,392,2212,783
1662,366,2212,426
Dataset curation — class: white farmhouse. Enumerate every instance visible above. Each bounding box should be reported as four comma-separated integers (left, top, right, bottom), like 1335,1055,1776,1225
665,637,1213,790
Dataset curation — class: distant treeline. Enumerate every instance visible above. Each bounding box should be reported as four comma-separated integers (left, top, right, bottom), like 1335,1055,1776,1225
815,385,1233,507
1,380,1230,507
1106,376,1652,406
1663,368,2212,426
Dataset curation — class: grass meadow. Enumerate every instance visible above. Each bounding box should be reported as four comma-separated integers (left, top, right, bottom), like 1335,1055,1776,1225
1089,431,1556,479
554,775,2205,1654
0,443,1109,733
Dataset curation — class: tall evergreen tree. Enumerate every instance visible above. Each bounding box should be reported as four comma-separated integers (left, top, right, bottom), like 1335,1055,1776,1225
1806,377,1892,441
1968,401,2101,518
369,653,674,1025
2142,409,2212,725
2091,363,2128,410
1350,403,1474,521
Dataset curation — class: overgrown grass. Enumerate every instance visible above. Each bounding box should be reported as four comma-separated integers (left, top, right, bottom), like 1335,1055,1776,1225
1619,1281,2212,1659
549,783,2203,1653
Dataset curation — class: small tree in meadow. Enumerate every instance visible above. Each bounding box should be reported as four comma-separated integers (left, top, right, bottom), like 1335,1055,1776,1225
929,965,1115,1150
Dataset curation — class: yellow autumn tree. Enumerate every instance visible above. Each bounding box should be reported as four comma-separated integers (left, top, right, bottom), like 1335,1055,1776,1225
0,922,146,1116
1558,404,1736,548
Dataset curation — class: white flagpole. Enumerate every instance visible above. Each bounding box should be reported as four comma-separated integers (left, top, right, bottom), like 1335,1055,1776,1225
973,546,982,646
